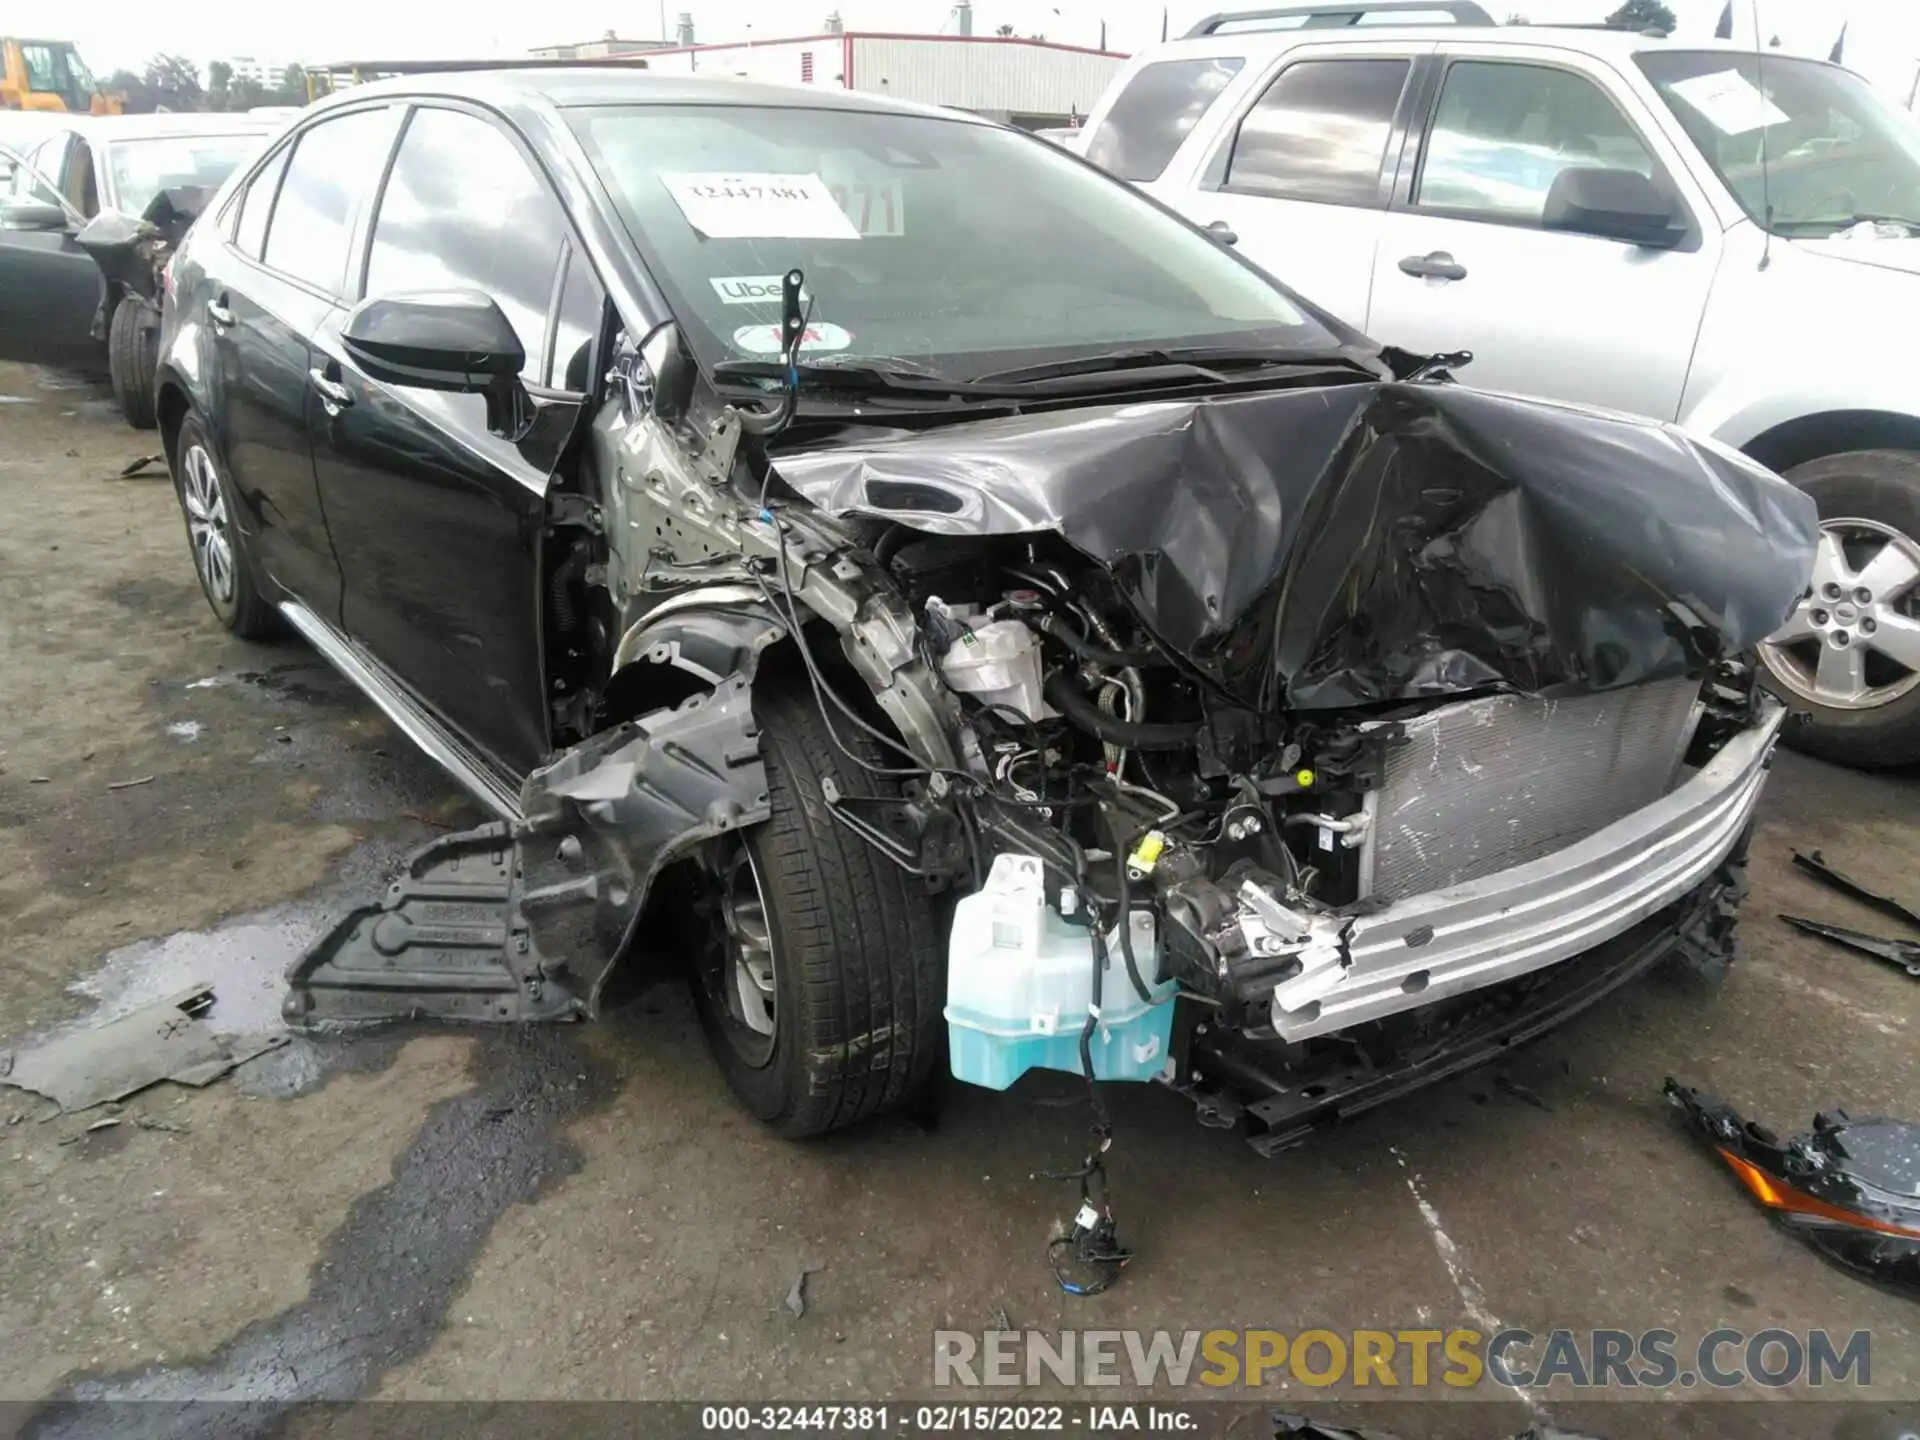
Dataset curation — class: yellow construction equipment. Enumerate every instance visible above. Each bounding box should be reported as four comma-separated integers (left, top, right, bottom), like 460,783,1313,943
2,38,123,113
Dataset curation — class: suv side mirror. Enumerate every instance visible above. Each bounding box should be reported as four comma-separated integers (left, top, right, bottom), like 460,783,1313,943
342,290,531,437
0,197,73,232
1543,167,1683,248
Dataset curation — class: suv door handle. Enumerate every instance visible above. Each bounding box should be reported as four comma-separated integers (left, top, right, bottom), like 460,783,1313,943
309,367,354,417
206,296,235,328
1399,251,1467,282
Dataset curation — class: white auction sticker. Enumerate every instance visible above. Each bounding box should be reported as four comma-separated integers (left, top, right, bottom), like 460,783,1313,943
662,172,860,240
732,321,854,355
1667,69,1789,136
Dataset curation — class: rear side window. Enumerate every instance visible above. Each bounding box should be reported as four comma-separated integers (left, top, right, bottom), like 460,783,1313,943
234,146,290,260
364,107,568,385
1223,57,1410,204
1085,57,1245,182
1417,61,1657,221
263,107,395,295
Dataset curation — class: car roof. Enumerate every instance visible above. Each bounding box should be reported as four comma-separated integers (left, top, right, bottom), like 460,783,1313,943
36,112,284,145
1144,26,1816,62
309,67,988,125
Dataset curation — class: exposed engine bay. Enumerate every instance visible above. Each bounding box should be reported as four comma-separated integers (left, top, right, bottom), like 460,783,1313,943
288,317,1816,1163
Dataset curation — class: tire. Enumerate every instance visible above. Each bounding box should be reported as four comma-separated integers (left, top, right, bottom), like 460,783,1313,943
690,674,945,1138
108,298,160,430
1760,450,1920,769
172,413,280,639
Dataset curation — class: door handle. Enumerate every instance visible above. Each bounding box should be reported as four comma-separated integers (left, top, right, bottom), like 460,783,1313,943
309,367,354,417
1398,251,1467,282
206,296,235,328
1205,219,1239,246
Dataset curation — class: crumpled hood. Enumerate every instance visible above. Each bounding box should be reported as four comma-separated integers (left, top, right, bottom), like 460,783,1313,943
771,380,1818,710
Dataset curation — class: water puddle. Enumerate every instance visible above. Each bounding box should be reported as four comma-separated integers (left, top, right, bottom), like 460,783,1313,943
34,839,421,1097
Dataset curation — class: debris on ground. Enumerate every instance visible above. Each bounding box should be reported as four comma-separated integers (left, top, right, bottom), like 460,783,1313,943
1779,915,1920,980
1665,1078,1920,1295
106,774,156,791
1495,1075,1556,1112
1791,849,1920,929
783,1265,823,1318
1780,847,1920,980
0,984,286,1114
133,1114,189,1134
118,454,165,478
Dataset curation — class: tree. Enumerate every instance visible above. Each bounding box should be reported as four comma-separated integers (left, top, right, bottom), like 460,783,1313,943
1604,0,1675,33
206,59,232,111
229,76,266,112
995,22,1015,36
275,63,308,105
103,67,156,113
143,53,203,111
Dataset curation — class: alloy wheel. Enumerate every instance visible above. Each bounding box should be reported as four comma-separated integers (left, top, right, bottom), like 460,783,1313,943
695,837,779,1068
181,443,236,608
1762,517,1920,711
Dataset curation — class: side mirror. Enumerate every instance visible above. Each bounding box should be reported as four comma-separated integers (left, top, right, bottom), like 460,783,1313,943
1,198,73,233
1543,167,1683,249
635,321,696,425
341,290,531,437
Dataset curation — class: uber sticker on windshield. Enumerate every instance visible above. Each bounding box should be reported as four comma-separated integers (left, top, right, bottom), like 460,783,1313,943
711,274,806,306
1667,70,1789,136
732,322,853,355
662,172,861,240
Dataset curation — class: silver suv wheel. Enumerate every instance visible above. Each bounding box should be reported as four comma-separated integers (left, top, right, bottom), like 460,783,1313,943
1762,517,1920,711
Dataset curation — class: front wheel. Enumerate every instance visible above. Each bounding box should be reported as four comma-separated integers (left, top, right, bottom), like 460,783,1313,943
108,299,159,430
1760,450,1920,769
689,675,945,1138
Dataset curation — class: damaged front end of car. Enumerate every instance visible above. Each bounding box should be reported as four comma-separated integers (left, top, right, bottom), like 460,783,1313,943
288,324,1817,1150
76,185,207,335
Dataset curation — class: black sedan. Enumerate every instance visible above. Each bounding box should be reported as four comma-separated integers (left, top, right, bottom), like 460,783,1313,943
154,69,1812,1150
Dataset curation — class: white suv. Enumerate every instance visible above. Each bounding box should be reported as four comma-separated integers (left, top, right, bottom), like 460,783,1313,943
1079,1,1920,767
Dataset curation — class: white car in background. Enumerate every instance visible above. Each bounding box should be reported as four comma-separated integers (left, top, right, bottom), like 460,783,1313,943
1078,1,1920,767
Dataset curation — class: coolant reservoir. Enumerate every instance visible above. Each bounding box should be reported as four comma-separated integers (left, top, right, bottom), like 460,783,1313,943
937,619,1057,722
945,853,1177,1091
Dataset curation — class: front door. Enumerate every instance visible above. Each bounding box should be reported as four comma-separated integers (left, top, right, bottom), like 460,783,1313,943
310,102,600,776
1158,43,1430,327
1366,49,1720,421
0,132,104,373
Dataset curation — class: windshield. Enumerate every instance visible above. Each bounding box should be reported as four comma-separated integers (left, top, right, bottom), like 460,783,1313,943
105,134,264,216
1637,51,1920,236
567,103,1340,380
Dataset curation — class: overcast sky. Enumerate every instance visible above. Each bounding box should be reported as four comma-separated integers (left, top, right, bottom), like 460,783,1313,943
58,0,1920,101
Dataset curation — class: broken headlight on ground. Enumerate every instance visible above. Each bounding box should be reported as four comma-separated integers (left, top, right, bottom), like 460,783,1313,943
1666,1080,1920,1295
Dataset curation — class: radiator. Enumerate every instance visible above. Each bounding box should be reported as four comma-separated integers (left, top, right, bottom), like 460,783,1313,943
1360,677,1703,901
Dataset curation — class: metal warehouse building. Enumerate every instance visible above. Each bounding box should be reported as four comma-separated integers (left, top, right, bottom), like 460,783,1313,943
631,32,1124,129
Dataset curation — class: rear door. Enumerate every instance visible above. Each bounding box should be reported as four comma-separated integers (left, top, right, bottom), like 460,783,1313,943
1365,45,1720,420
206,104,401,613
0,130,106,372
310,102,600,775
1163,42,1431,325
